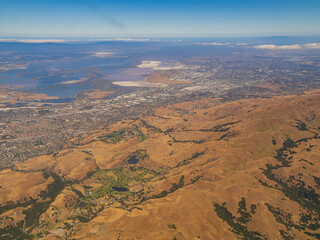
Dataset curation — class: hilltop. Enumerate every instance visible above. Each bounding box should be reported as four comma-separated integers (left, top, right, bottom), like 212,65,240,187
1,91,320,239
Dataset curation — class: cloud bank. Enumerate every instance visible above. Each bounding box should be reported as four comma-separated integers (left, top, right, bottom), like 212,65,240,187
196,42,232,46
196,42,248,47
88,38,151,42
254,43,320,50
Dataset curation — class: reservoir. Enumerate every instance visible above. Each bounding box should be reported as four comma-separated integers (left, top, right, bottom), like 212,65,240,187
112,186,128,192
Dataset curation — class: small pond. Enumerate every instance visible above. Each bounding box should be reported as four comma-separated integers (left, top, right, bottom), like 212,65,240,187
112,186,129,192
128,155,139,164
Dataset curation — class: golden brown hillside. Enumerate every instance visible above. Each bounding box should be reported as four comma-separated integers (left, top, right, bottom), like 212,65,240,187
1,91,320,239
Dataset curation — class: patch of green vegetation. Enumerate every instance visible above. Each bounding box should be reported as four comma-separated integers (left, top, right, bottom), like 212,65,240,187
190,175,202,184
63,222,72,230
217,131,239,141
170,136,206,144
262,137,320,213
213,201,265,240
133,128,147,142
304,231,320,239
170,175,185,192
282,138,297,149
99,128,147,144
24,172,65,229
200,121,241,132
140,119,163,133
99,130,127,144
0,222,34,240
306,222,320,231
35,230,50,239
279,229,295,240
263,167,320,213
250,204,257,214
296,120,308,131
313,176,320,186
70,204,104,223
81,150,93,156
144,175,185,201
168,224,177,229
272,138,297,167
88,167,157,199
0,198,36,215
39,172,65,201
0,172,65,238
237,197,252,224
265,203,294,231
260,135,320,237
74,215,91,223
23,202,51,229
299,159,313,166
176,150,207,167
70,186,85,198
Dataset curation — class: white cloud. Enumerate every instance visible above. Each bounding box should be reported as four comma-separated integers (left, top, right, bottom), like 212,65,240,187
254,43,320,50
88,38,152,42
92,51,115,58
254,44,302,50
196,42,249,47
196,42,232,46
304,43,320,49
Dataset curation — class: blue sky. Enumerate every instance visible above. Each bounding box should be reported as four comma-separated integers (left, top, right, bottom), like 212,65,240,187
0,0,320,37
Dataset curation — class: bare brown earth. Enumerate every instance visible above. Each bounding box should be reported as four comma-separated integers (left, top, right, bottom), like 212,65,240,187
79,89,114,99
146,72,191,84
0,88,58,104
1,91,320,239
